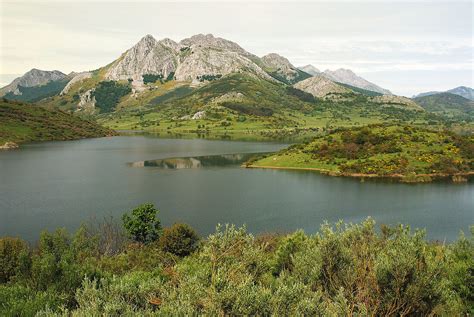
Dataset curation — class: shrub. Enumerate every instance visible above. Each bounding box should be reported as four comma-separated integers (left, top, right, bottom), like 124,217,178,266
122,203,162,244
159,223,199,257
0,237,29,283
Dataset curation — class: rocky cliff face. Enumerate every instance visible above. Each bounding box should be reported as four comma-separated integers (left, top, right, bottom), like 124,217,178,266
293,75,351,98
106,34,179,81
105,34,273,84
298,64,320,76
0,69,67,96
322,69,391,95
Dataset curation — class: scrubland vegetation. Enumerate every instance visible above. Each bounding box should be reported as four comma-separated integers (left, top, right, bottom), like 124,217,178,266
1,203,472,315
252,124,474,181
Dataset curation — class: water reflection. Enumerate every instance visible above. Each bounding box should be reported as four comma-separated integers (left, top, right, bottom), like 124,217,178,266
128,153,267,169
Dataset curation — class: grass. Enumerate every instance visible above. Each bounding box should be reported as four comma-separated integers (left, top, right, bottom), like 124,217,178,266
0,99,115,145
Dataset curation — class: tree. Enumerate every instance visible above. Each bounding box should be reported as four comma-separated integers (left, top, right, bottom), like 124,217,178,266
122,204,162,244
159,223,199,257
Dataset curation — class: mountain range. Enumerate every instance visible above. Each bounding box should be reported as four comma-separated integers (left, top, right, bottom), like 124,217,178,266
0,33,472,130
0,34,392,104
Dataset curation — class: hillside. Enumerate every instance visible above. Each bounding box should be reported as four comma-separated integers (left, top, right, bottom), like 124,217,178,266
414,92,474,120
0,99,114,146
250,125,474,182
96,73,438,139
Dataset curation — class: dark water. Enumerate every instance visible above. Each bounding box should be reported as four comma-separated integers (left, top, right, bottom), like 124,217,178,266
0,136,473,242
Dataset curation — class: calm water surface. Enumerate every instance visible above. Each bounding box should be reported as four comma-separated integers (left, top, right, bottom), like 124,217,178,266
0,136,473,242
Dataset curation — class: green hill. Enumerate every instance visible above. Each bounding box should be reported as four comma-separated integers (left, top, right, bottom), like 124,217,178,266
0,99,115,146
250,124,474,182
414,92,474,120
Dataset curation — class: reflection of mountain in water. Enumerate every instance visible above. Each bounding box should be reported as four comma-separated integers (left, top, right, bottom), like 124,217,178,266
128,153,266,169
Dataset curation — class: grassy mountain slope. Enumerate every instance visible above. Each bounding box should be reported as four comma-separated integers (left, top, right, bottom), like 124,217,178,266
414,92,474,120
0,99,114,145
250,124,474,181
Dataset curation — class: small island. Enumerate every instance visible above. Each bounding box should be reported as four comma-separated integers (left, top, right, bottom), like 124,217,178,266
248,124,474,182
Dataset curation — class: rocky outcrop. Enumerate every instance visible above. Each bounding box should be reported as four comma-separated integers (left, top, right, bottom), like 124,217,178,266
298,65,320,76
212,91,245,104
77,89,96,110
60,72,92,95
0,142,19,150
370,95,424,111
322,69,391,95
0,69,67,96
192,111,206,119
293,75,351,98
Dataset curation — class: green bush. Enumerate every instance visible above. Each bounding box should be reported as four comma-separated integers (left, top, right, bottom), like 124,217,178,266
159,223,199,257
122,203,162,244
0,237,29,283
0,218,471,315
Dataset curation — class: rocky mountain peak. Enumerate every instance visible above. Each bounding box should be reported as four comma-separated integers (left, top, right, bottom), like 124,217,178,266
261,53,294,71
0,69,67,96
298,65,320,76
322,69,391,95
105,34,178,81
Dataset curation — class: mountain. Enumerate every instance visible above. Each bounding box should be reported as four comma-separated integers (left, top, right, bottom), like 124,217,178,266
1,33,437,136
0,69,69,102
298,65,320,76
105,33,272,84
105,34,178,81
322,69,391,95
261,53,312,84
293,75,352,98
414,92,474,118
0,99,114,147
413,86,474,101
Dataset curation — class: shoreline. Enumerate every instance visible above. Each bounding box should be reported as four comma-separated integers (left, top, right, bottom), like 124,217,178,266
246,164,474,183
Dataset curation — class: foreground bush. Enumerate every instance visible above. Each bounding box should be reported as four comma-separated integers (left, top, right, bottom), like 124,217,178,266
158,223,199,257
0,219,472,315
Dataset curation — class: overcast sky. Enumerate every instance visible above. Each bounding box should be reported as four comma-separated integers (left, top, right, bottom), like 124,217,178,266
0,0,472,96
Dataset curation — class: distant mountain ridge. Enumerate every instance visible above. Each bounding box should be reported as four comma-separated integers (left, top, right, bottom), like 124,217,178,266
0,69,67,97
413,86,474,101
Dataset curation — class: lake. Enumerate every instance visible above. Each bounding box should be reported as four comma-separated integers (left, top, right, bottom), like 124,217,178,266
0,136,473,242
